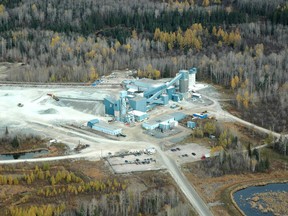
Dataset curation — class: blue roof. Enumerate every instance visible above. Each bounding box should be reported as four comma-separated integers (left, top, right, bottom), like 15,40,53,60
88,119,99,124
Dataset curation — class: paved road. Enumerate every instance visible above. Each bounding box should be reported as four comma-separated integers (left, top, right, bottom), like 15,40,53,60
156,146,213,216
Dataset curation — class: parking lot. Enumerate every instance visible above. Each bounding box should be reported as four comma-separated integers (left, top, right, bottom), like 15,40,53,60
166,143,210,164
106,152,165,174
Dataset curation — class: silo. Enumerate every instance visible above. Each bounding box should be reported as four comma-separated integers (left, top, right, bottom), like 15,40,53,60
189,67,197,89
179,70,189,79
120,91,127,120
179,78,189,93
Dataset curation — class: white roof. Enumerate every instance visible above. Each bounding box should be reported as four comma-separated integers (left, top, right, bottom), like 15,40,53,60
128,88,138,92
128,110,147,116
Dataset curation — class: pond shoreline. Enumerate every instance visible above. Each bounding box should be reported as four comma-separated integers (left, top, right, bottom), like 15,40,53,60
0,148,48,155
230,179,288,216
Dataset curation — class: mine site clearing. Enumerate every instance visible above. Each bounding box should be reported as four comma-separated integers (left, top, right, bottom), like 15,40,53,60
167,143,211,164
106,148,165,174
0,67,222,173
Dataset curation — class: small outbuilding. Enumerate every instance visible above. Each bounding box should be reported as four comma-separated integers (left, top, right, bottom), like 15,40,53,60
128,110,148,122
187,121,196,129
87,119,99,128
193,113,208,119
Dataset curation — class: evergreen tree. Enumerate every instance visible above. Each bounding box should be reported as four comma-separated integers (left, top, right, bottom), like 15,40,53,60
247,143,252,157
5,126,9,136
11,136,19,148
252,149,260,161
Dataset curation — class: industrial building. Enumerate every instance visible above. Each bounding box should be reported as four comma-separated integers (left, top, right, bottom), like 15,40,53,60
128,110,148,122
104,97,120,116
169,112,187,121
142,114,178,130
193,113,208,119
103,68,198,123
129,96,147,112
187,121,196,129
87,119,122,136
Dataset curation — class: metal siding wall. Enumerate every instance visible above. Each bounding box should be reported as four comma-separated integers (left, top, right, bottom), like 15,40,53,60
142,122,159,130
136,99,147,112
172,94,179,102
161,95,169,105
167,87,175,99
104,99,115,115
92,125,121,135
129,99,136,110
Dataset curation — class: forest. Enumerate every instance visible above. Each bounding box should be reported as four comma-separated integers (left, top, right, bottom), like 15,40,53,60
0,162,192,216
0,0,287,132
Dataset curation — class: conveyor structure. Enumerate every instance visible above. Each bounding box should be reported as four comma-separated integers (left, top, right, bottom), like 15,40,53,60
103,68,195,122
146,72,186,104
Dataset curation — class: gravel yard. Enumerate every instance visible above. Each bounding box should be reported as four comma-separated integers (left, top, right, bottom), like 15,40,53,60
166,143,210,164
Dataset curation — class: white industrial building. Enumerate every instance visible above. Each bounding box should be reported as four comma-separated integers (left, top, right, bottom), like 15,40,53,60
92,122,122,135
87,120,122,136
128,110,148,122
142,114,177,130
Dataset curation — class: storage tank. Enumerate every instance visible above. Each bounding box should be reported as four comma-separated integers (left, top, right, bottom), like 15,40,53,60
179,79,189,93
179,70,189,79
189,67,197,89
120,91,127,120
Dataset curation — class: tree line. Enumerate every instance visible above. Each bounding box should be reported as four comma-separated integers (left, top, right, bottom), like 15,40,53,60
0,0,287,132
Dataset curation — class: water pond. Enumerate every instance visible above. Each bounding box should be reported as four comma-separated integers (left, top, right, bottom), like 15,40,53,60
0,149,49,160
233,183,288,216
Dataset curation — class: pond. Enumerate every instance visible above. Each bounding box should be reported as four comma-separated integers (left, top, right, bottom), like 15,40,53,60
233,183,288,216
0,149,49,160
